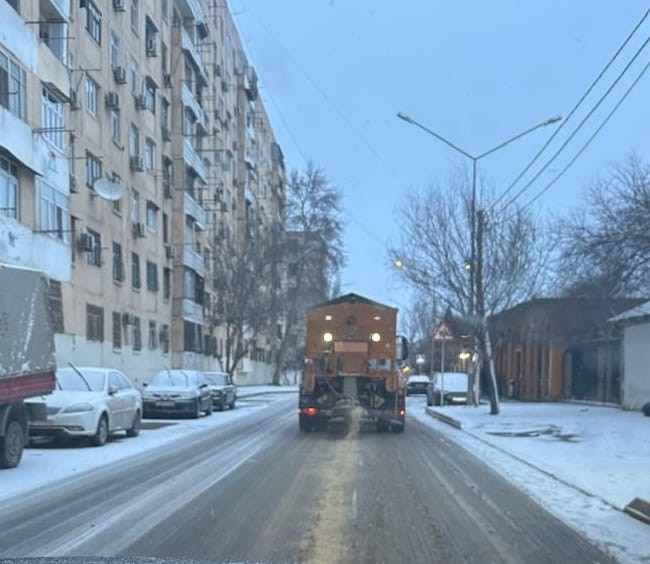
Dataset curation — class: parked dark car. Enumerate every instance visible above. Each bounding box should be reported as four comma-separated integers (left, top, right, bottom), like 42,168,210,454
427,372,469,406
204,371,237,411
142,370,212,418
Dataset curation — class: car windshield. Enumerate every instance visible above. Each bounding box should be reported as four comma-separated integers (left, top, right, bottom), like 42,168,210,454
205,373,228,386
434,373,469,393
151,371,198,387
56,368,105,392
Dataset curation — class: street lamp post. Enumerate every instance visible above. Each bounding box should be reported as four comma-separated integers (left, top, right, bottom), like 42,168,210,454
396,112,561,411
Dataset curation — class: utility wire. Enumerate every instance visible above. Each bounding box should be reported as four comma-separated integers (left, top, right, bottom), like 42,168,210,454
497,34,650,212
514,58,650,214
491,8,650,209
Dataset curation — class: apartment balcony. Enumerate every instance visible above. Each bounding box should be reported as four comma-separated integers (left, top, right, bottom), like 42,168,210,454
182,82,208,134
184,192,207,230
175,0,205,26
38,40,69,99
183,137,208,182
183,247,206,278
0,108,45,176
0,216,71,282
182,298,204,324
42,0,70,20
181,27,208,85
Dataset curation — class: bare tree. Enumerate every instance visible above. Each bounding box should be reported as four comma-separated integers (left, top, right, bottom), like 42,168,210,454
272,162,345,384
390,172,551,413
390,175,551,318
559,153,650,298
212,228,274,377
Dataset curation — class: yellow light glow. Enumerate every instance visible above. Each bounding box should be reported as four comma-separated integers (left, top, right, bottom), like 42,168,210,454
370,332,381,343
323,332,333,343
394,259,403,269
459,351,471,360
373,315,381,320
325,314,332,321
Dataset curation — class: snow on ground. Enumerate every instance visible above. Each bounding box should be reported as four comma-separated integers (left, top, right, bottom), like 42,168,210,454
238,384,299,396
408,396,650,564
0,389,295,503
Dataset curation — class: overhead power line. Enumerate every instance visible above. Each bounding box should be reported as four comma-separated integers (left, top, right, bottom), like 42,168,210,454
515,58,650,214
497,34,650,212
492,8,650,210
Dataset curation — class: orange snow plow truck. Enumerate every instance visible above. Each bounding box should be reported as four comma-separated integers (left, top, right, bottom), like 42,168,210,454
299,293,408,433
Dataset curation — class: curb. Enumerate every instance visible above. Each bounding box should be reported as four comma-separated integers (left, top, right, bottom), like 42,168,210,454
425,407,463,429
424,406,626,515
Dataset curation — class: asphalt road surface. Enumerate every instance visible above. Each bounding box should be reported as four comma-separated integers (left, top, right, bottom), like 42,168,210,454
0,395,617,564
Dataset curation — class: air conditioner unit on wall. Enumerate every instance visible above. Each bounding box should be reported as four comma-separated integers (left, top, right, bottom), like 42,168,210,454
132,222,146,238
113,66,127,84
69,90,81,110
163,73,173,88
130,155,145,171
69,174,78,193
105,91,120,109
77,233,94,252
113,0,126,12
163,182,174,199
135,94,147,110
165,245,175,260
146,38,158,57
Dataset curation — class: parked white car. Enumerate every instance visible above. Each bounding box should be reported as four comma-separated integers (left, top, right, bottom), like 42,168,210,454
27,366,142,446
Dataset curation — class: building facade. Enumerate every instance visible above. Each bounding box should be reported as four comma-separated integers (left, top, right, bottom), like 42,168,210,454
0,0,285,387
490,298,644,403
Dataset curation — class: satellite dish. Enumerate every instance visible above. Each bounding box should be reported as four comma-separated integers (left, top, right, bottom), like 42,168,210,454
93,178,123,201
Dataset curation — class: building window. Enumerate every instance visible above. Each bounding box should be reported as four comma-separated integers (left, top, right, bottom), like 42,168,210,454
85,75,98,116
161,98,170,130
0,51,27,120
146,201,158,231
184,57,194,93
130,189,139,223
146,260,158,291
131,252,141,289
110,31,121,69
183,320,203,353
112,311,122,349
86,304,104,342
162,212,169,243
163,267,171,300
144,78,156,113
129,124,139,157
161,323,170,354
130,0,138,32
112,242,124,282
48,279,65,333
183,267,204,305
0,155,18,219
148,320,157,349
41,87,64,150
110,108,120,142
144,138,155,172
85,152,102,188
183,107,195,137
85,0,102,44
133,316,142,351
39,182,70,242
87,229,102,267
129,56,138,94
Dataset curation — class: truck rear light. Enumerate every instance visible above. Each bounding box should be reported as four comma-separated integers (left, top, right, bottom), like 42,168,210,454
305,407,318,416
399,409,405,416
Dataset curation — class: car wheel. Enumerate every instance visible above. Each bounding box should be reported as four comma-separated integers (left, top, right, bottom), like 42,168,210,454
229,399,236,409
206,401,213,416
0,419,24,469
126,410,141,437
90,414,109,447
391,422,405,434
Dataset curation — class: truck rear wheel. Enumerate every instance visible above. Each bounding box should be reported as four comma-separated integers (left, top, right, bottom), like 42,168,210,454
0,419,25,468
390,422,405,434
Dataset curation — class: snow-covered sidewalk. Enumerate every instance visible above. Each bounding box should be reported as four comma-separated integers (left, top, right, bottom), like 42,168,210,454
409,397,650,564
237,384,299,397
424,400,649,510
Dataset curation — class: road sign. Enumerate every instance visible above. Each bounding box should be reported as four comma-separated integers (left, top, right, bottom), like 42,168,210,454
431,321,454,341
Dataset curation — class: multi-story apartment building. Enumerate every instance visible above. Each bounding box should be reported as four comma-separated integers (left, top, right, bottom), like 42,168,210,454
0,0,285,386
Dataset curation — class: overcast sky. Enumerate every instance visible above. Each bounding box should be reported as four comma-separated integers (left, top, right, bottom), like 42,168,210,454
233,1,650,309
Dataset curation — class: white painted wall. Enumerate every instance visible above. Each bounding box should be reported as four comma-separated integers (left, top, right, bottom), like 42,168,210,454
622,322,650,411
236,359,273,386
55,334,171,389
0,2,38,71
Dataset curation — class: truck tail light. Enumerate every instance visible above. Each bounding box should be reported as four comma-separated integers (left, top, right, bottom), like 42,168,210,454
399,409,405,416
306,407,318,416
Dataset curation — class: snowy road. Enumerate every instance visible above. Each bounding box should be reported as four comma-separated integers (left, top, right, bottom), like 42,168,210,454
0,395,619,563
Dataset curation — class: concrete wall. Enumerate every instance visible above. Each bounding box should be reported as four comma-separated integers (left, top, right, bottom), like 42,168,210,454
622,322,650,411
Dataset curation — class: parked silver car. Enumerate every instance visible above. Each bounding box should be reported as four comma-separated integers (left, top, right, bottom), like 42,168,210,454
142,370,213,418
204,371,237,411
27,366,142,446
